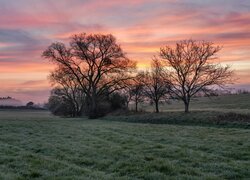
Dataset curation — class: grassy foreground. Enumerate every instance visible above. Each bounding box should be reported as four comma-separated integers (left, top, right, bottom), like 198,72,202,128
0,110,249,179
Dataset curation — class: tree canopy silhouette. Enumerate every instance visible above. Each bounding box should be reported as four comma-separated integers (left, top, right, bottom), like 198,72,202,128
49,69,85,117
159,40,233,113
140,58,170,113
43,33,136,118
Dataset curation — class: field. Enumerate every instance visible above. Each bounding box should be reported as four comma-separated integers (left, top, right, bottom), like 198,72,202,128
0,94,250,179
138,94,250,114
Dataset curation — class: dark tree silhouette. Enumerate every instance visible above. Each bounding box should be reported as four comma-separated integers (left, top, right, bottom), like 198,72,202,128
121,79,138,109
159,40,233,113
141,58,170,113
109,92,127,110
26,101,34,107
122,86,133,109
49,68,85,117
48,88,79,117
43,33,136,118
130,75,145,112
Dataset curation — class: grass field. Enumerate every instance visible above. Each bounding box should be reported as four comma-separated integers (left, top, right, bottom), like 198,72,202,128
138,94,250,114
0,106,250,179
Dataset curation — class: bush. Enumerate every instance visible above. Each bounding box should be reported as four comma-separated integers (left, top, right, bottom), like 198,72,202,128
104,111,250,128
109,93,127,110
48,95,75,117
216,112,250,123
48,89,129,118
86,93,127,119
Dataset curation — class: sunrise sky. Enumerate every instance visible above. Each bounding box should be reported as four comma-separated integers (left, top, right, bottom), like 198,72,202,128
0,0,250,103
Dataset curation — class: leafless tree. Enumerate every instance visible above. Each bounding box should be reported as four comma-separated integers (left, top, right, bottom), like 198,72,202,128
131,81,144,112
121,83,134,109
43,33,136,118
122,74,145,112
159,40,233,113
49,67,85,117
141,58,170,113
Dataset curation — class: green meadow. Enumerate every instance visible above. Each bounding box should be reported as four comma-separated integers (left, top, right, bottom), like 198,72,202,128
0,94,250,179
139,94,250,113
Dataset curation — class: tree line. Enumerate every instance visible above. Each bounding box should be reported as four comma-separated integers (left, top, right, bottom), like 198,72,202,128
43,33,233,118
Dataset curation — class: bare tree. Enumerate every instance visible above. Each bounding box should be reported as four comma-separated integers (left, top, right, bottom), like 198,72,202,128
121,75,145,112
49,68,85,117
121,83,134,109
43,33,136,118
141,58,169,113
159,40,233,113
130,79,144,112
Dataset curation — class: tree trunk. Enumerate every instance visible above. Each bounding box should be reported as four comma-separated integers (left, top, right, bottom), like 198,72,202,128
79,104,84,116
89,99,97,118
184,102,189,113
135,100,138,112
126,101,129,109
155,100,159,113
87,94,98,119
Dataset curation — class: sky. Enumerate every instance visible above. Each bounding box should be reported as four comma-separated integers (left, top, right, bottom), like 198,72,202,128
0,0,250,103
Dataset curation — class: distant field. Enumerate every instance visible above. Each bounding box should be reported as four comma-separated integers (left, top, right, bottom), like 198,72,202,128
137,94,250,114
0,110,249,179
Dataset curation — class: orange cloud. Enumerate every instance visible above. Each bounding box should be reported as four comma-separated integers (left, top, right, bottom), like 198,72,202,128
0,62,53,73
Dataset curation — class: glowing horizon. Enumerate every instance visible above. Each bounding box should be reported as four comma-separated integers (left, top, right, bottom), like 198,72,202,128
0,0,250,103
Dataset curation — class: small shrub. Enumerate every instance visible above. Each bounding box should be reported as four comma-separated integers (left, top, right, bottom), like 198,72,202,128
109,93,127,110
216,112,250,123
